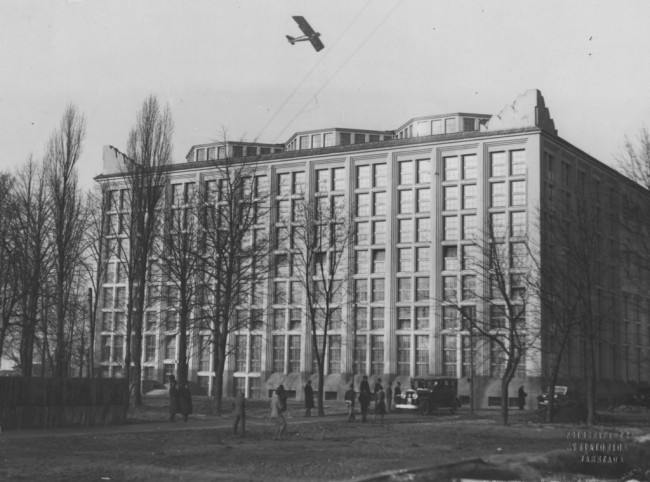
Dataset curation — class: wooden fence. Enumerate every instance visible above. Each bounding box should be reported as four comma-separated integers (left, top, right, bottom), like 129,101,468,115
0,377,129,430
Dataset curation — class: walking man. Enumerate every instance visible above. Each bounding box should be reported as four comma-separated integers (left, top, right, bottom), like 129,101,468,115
518,385,527,410
304,379,315,417
271,388,287,440
386,382,393,412
359,375,371,423
168,379,180,423
233,390,246,437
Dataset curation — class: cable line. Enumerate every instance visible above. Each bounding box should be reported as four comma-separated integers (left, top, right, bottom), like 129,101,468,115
254,1,372,143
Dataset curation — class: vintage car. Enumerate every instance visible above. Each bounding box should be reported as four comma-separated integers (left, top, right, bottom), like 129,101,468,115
629,386,650,409
537,385,572,410
394,376,461,415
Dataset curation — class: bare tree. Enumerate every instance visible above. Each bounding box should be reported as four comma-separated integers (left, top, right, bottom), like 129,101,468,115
12,159,53,376
0,172,23,362
44,104,88,378
117,95,173,406
441,223,540,425
82,184,113,378
156,182,204,386
199,155,271,414
287,192,353,416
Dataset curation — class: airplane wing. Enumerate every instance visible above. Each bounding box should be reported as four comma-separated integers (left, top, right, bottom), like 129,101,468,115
293,16,315,36
310,36,325,52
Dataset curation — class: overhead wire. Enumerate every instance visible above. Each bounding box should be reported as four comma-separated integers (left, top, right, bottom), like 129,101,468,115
271,0,405,144
253,1,372,143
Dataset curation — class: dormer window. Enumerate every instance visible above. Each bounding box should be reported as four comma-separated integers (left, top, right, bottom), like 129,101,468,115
324,133,334,147
463,118,476,132
417,121,431,137
445,118,456,133
312,134,321,148
299,135,309,150
207,147,216,160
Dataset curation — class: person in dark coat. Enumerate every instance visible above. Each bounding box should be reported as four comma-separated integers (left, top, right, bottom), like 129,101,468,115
277,384,288,414
518,385,527,410
373,388,386,424
304,380,315,417
169,380,180,422
386,382,393,412
233,390,247,437
374,378,383,395
344,383,356,422
179,382,193,422
393,381,402,405
358,375,371,423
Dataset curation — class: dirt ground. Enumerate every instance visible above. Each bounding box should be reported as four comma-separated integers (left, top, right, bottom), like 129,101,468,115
1,396,649,481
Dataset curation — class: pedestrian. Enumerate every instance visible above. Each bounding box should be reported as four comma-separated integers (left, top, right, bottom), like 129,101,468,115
518,385,527,410
386,382,393,412
304,379,314,417
168,379,180,423
179,381,193,422
374,378,383,395
373,387,386,423
344,383,356,422
233,390,247,437
277,384,288,414
270,387,287,440
394,381,402,406
358,375,371,423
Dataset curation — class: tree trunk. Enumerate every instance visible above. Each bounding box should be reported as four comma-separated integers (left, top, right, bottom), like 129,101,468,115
212,339,226,415
500,377,510,425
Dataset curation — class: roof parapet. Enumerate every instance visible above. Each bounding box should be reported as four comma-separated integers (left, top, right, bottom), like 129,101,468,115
484,89,557,135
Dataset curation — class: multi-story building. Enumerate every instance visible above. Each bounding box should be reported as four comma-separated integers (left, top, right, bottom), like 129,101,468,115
96,89,650,408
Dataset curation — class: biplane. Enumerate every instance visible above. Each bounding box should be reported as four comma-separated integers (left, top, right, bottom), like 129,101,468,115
286,16,324,52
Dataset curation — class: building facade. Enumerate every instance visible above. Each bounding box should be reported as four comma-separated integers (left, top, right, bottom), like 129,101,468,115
96,90,650,408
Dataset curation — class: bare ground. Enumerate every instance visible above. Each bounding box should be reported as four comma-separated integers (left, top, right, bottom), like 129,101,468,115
1,396,649,481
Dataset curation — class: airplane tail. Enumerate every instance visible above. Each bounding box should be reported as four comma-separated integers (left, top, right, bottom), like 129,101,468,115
286,35,295,45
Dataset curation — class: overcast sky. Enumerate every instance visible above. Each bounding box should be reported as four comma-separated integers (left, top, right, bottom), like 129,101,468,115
1,0,650,187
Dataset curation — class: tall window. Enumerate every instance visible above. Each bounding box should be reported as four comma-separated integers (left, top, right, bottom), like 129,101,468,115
443,335,457,377
415,307,429,330
415,277,429,301
398,248,412,272
371,335,384,375
355,335,367,375
373,164,387,187
416,335,429,375
357,165,371,188
199,335,211,371
397,336,411,375
372,249,385,273
417,159,431,183
235,335,247,372
372,279,385,302
416,218,430,242
399,190,413,214
444,216,458,240
145,335,156,362
399,161,413,185
490,152,506,177
444,156,459,181
371,307,385,330
288,335,301,372
250,335,262,372
463,155,477,180
398,307,411,330
398,278,411,301
328,335,341,373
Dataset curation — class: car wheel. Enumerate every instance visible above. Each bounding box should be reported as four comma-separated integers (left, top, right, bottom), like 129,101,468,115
419,400,430,415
